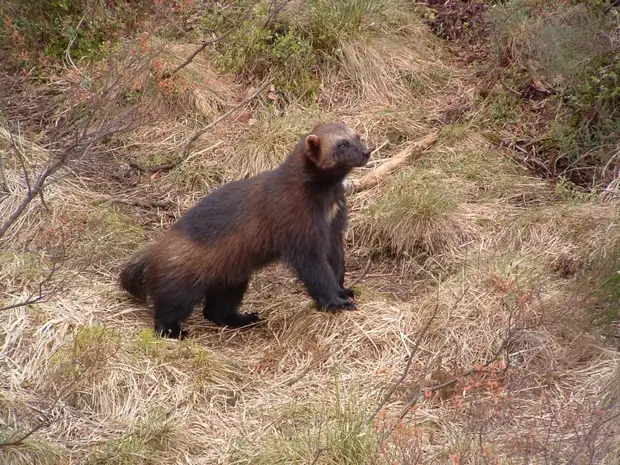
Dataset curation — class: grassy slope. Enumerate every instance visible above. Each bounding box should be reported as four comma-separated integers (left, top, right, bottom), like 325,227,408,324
1,2,619,464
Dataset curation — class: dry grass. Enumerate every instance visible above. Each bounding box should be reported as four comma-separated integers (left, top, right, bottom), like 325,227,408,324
354,168,479,258
159,42,242,120
1,4,619,465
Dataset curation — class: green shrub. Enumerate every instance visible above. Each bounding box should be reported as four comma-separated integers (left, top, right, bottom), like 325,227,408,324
0,0,178,72
204,0,394,99
488,0,620,187
551,58,620,176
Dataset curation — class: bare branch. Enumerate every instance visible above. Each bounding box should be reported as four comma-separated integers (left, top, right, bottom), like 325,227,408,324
0,327,123,448
0,152,7,194
181,78,273,156
127,160,178,174
0,228,75,312
0,105,144,240
129,77,274,173
9,126,32,194
163,0,261,78
368,286,469,425
95,194,174,210
377,309,516,442
367,301,441,425
264,0,293,29
0,422,48,448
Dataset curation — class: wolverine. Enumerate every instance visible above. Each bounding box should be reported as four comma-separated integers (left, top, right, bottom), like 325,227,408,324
119,121,371,339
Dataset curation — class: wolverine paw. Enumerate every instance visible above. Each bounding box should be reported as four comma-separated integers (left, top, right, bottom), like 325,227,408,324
155,325,188,340
225,312,262,328
320,297,357,313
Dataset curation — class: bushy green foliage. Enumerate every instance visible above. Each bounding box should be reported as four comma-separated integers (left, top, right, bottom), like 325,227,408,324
552,57,620,170
204,0,391,98
488,0,620,187
0,0,179,72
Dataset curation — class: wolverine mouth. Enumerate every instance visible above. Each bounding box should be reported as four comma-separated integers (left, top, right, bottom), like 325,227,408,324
358,149,371,166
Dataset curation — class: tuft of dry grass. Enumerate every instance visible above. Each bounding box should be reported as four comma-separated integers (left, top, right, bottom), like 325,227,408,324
158,42,241,120
222,107,325,178
354,168,478,258
336,37,450,106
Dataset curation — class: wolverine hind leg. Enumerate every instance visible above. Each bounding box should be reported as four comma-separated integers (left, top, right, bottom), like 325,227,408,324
152,277,202,340
153,295,194,340
203,280,260,328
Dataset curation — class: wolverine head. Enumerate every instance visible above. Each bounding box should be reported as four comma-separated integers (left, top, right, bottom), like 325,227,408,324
303,121,371,174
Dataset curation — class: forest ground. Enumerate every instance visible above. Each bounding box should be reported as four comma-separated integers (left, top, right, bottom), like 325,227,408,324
1,1,619,464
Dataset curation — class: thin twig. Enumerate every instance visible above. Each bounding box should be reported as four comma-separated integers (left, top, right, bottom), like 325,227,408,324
0,236,75,313
379,311,516,442
0,107,142,240
0,422,48,448
181,78,273,157
368,286,471,427
379,339,510,442
311,448,325,465
349,256,372,288
164,0,261,78
96,195,174,210
0,327,122,448
264,0,293,29
130,78,273,173
127,160,178,173
367,292,446,425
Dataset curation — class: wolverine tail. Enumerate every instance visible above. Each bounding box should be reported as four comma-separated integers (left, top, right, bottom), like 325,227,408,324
119,250,151,302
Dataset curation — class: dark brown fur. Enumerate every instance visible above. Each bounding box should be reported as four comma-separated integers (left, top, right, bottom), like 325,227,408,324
119,122,370,339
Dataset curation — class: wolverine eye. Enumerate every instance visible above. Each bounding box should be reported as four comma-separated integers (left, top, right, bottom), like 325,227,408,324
337,140,349,149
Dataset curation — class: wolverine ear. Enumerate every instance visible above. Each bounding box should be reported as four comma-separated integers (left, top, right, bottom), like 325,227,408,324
305,134,321,163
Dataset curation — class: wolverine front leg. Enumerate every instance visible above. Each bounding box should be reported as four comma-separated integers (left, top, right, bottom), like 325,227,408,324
327,234,355,300
287,248,356,312
328,202,355,300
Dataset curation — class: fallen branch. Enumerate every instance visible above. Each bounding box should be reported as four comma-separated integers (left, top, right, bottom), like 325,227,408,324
344,132,438,195
127,160,178,174
96,195,174,210
0,422,48,448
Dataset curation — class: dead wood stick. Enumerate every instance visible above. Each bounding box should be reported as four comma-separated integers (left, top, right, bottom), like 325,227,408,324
96,195,174,210
344,132,439,195
127,160,178,173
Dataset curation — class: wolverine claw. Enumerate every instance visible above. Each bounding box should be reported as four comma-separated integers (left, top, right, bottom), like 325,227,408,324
319,297,357,313
224,312,262,328
341,287,355,299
